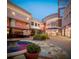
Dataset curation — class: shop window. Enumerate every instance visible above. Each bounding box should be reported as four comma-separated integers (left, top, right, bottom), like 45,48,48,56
35,23,37,26
38,24,40,26
7,28,9,35
31,22,34,25
69,12,71,15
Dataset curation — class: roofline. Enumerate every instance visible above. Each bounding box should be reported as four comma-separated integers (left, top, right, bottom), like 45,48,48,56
7,1,32,16
42,13,59,22
31,17,42,23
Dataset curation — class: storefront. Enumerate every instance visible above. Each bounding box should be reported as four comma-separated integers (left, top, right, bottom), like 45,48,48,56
7,2,32,38
7,17,31,38
62,28,65,36
62,24,71,38
46,28,59,37
65,25,71,37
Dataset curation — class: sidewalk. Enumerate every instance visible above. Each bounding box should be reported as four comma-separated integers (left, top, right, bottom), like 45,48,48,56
49,36,71,41
8,36,70,59
57,36,71,40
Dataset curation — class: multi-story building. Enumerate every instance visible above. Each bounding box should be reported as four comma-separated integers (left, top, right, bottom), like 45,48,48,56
62,2,71,37
7,2,32,38
30,18,43,35
43,13,62,37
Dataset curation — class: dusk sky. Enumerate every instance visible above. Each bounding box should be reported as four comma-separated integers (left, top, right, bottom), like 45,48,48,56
10,0,58,20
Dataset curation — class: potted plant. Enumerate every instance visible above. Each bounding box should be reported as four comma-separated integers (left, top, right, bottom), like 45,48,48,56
26,43,41,59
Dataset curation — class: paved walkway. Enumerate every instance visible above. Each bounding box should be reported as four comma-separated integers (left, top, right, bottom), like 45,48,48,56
8,36,71,59
48,36,71,59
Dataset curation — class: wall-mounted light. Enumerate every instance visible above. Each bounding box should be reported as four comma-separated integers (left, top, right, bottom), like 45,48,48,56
12,11,15,16
27,17,29,20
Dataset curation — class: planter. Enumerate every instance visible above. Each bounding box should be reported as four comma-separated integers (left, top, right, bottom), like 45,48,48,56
26,53,39,59
26,43,41,59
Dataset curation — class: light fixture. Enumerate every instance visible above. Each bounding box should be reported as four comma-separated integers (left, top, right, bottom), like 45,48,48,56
27,17,29,20
12,11,15,16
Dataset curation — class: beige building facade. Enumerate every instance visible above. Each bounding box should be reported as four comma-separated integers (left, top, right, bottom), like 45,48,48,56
43,13,62,37
30,18,43,35
7,2,32,38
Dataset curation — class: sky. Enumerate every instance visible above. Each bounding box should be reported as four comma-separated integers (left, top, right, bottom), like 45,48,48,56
10,0,58,20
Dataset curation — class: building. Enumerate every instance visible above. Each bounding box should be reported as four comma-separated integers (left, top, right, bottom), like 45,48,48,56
7,2,32,38
43,13,62,37
30,18,43,35
62,2,71,37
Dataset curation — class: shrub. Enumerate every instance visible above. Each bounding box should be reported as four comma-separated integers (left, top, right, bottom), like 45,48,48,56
41,34,49,39
33,34,49,40
33,34,41,40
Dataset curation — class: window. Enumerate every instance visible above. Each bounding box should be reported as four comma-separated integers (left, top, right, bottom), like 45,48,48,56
38,24,40,26
31,22,34,25
69,12,71,15
35,23,37,26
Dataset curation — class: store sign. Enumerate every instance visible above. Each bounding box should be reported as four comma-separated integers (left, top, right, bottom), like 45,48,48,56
15,21,26,29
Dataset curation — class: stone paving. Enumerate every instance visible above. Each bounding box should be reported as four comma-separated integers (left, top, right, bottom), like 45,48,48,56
9,36,71,59
49,36,71,58
20,39,69,59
